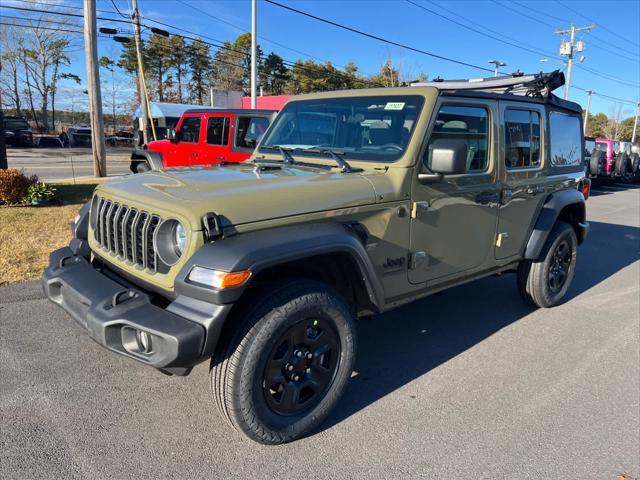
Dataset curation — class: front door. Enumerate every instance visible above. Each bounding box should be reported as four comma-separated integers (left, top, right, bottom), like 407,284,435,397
172,114,203,167
409,99,500,285
495,102,547,260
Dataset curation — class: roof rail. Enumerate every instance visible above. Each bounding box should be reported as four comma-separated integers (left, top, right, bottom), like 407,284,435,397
411,70,565,99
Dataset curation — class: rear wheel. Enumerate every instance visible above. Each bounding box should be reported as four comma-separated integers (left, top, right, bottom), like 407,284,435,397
517,221,578,308
589,149,603,177
211,279,357,444
134,161,151,173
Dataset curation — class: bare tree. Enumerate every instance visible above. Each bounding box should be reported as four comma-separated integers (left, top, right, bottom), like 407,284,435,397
0,24,25,115
606,104,633,139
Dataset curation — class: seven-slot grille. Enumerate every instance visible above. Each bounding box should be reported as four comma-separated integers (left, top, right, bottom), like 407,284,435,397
93,196,162,272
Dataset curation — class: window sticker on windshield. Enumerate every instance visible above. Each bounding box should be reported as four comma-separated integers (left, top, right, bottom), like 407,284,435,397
384,102,405,111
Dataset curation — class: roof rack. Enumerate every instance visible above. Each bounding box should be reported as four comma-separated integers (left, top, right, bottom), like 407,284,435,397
411,70,565,99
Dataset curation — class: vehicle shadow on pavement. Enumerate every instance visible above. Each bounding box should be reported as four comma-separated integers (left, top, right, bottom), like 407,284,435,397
320,220,639,434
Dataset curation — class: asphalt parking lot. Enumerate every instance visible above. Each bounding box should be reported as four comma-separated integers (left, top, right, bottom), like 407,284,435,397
1,183,638,479
6,146,132,182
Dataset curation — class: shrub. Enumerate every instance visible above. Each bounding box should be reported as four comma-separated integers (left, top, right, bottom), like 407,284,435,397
23,181,56,204
0,169,37,205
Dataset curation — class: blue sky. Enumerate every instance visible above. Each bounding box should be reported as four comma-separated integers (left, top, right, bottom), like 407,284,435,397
3,0,640,116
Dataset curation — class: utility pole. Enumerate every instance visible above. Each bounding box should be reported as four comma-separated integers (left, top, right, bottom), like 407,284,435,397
488,59,506,77
84,0,107,177
0,83,7,170
583,89,593,134
632,103,639,143
132,0,149,144
555,23,594,100
251,0,257,109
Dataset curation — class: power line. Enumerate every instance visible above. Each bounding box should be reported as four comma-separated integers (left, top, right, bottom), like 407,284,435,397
1,5,132,25
573,85,638,106
263,0,496,74
109,0,129,19
405,0,554,59
557,0,640,49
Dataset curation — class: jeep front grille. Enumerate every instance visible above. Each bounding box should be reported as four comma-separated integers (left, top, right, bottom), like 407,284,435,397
93,196,162,272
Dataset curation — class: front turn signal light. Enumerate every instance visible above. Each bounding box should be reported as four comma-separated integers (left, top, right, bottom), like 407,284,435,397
188,266,251,289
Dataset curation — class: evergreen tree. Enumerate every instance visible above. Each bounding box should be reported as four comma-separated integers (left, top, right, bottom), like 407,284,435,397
188,39,212,104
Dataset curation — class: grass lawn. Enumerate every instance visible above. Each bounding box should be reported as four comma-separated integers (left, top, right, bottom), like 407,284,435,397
0,184,96,285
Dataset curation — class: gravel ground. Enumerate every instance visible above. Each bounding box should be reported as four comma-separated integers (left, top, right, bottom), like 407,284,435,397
1,183,638,479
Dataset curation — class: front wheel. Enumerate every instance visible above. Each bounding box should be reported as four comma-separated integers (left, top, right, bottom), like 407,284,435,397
211,280,357,444
517,221,578,308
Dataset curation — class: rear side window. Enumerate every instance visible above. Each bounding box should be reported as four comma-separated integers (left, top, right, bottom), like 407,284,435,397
505,109,541,168
426,105,489,172
179,117,201,143
550,112,581,166
236,116,270,148
206,117,230,145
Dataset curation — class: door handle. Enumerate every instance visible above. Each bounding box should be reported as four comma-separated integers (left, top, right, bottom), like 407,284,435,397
475,191,498,205
191,152,199,157
526,185,545,195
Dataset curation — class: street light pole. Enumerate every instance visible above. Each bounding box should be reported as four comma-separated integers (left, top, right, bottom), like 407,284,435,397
132,0,149,144
632,103,639,143
583,89,593,135
488,60,506,77
251,0,257,109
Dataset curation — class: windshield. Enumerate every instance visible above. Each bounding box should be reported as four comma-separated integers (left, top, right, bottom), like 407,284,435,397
4,119,30,130
259,95,424,162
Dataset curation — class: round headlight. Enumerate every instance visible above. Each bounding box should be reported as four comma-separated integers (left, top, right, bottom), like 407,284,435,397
174,222,187,255
154,219,187,266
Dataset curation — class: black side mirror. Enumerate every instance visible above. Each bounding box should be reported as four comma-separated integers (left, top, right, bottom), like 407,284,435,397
168,128,178,143
419,139,469,184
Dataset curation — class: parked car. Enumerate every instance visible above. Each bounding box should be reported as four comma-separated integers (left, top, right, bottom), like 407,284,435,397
43,71,589,444
584,136,605,177
63,126,93,147
3,116,33,147
129,109,277,173
106,131,135,147
34,136,64,148
594,138,620,178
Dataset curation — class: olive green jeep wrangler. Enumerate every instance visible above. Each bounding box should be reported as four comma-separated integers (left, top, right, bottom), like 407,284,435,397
43,71,589,444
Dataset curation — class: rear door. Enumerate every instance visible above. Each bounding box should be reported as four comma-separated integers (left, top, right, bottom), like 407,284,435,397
172,114,203,166
494,101,547,260
201,114,232,164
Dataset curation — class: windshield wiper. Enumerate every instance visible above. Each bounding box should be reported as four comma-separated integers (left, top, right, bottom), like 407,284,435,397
258,145,295,165
301,148,363,173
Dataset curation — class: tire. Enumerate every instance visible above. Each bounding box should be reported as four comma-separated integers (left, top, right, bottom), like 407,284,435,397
135,161,151,173
615,153,628,177
631,154,640,175
589,149,603,177
517,221,578,308
211,279,357,444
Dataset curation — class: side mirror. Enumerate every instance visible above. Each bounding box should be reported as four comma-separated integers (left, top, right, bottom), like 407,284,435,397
168,128,178,143
418,139,468,184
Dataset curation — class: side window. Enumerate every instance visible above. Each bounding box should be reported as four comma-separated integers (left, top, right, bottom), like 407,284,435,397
505,109,541,168
236,116,270,148
550,112,582,166
425,105,489,172
179,117,201,143
206,117,230,146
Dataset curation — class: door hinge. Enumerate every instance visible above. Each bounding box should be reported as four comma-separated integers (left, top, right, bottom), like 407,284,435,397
411,201,430,219
409,251,427,270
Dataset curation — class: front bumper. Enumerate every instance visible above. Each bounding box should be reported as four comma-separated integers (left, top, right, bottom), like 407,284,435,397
42,247,231,373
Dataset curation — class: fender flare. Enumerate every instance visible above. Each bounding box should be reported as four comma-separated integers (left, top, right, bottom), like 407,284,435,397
174,222,385,312
130,148,164,172
524,189,587,260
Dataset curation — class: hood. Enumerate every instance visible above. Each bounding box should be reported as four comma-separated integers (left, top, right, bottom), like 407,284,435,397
97,163,378,229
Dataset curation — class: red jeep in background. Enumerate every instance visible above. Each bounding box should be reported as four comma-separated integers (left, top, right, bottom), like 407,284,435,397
130,109,277,173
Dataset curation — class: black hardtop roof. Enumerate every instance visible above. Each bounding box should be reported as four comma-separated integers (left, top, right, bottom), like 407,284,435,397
182,108,277,115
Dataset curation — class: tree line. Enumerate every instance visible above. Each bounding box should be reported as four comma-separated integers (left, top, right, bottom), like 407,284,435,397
117,32,407,105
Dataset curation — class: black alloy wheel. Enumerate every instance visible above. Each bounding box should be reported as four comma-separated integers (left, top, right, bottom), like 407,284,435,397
263,317,341,416
548,240,572,294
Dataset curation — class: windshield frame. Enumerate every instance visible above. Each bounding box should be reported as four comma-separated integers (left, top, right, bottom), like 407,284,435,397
258,95,425,163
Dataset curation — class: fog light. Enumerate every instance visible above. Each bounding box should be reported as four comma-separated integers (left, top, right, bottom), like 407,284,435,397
136,330,152,353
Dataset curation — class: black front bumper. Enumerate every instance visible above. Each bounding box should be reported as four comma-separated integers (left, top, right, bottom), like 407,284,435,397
42,247,231,373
